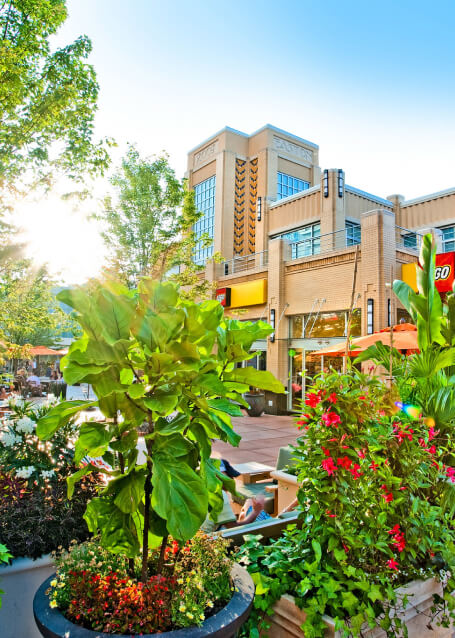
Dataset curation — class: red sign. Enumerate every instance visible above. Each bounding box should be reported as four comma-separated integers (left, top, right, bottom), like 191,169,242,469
435,252,455,293
215,287,231,307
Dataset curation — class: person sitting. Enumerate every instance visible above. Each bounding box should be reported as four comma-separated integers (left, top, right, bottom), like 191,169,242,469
27,372,41,386
236,494,272,526
26,372,42,396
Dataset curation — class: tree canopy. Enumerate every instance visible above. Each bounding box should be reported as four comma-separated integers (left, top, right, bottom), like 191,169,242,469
0,0,111,192
96,146,217,297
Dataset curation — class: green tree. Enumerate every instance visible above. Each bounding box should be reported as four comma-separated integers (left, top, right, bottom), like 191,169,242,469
96,146,217,297
0,259,76,346
0,0,111,191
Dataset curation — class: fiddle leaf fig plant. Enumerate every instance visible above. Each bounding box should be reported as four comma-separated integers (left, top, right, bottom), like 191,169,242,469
37,279,284,581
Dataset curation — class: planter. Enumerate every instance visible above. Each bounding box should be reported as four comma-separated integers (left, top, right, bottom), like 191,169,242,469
264,579,455,637
34,563,254,638
244,393,266,417
269,470,299,517
0,554,54,638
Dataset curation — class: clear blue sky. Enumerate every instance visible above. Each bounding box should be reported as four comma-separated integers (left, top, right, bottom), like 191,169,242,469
20,0,454,283
54,0,455,198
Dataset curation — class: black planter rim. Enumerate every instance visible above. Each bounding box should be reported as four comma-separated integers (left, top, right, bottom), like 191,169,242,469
33,562,254,638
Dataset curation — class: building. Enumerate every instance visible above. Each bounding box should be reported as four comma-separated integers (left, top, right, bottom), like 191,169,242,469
186,125,455,413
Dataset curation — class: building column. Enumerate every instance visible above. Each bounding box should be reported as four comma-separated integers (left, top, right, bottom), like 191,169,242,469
359,208,397,333
320,169,346,252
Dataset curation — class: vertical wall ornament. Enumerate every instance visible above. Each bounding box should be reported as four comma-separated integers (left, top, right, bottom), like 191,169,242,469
233,158,246,255
248,157,258,253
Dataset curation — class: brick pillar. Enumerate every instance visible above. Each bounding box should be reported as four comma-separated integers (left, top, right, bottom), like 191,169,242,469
386,194,405,228
267,238,289,387
360,208,396,333
320,169,346,252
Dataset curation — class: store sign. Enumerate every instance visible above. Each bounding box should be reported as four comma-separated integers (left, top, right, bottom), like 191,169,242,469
215,287,231,307
401,252,455,293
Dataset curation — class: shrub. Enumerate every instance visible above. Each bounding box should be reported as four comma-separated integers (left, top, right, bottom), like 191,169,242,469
238,370,455,637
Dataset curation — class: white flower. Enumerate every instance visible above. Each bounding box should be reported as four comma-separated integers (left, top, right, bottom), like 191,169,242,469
15,466,35,479
41,470,55,479
0,431,21,447
16,417,35,434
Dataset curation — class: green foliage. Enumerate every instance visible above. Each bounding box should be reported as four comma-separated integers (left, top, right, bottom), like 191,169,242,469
0,0,111,192
37,279,284,578
0,259,78,346
238,371,455,637
0,542,12,609
95,146,218,297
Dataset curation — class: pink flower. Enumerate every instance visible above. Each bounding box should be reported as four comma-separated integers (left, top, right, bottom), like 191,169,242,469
321,411,341,428
446,467,455,483
321,457,337,476
387,558,399,571
428,427,436,441
356,448,367,459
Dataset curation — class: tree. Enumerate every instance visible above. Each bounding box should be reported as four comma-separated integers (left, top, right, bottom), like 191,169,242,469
0,259,77,346
96,146,217,298
0,0,111,193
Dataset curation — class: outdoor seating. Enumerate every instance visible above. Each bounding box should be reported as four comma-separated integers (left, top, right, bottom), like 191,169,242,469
233,445,297,513
221,510,300,545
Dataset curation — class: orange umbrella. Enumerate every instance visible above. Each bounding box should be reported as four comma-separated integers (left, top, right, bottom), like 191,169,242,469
308,323,418,358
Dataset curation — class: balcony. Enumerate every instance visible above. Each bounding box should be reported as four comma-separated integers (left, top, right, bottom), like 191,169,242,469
395,226,423,252
217,250,268,277
286,228,360,262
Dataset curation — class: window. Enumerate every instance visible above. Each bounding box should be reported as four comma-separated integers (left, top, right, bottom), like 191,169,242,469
346,221,361,246
367,299,374,334
290,308,361,339
277,222,321,259
277,171,310,200
441,226,455,253
193,176,216,264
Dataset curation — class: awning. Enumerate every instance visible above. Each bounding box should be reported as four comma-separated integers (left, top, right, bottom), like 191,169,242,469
29,346,63,356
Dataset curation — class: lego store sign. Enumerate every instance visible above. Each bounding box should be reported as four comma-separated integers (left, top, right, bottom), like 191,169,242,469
215,287,231,307
401,252,455,293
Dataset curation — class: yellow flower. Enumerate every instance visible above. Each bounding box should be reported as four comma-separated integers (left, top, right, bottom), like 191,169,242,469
49,600,58,608
50,579,57,587
179,604,186,612
58,582,65,588
177,578,184,584
186,612,194,620
199,613,205,620
207,600,214,608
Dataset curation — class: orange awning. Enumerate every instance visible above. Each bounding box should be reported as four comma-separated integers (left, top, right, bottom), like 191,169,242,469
308,324,418,358
29,346,62,356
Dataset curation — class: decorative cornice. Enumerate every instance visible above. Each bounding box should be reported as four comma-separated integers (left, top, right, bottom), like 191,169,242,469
345,185,393,208
401,186,455,208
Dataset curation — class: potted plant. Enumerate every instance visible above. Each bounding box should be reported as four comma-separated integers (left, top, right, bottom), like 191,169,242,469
33,278,284,636
0,400,98,638
237,370,455,637
244,387,266,417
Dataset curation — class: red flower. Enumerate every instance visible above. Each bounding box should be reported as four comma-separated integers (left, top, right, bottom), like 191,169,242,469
305,392,321,407
348,463,362,480
382,492,394,503
297,413,312,430
321,457,337,476
446,467,455,483
428,427,436,441
359,395,367,400
325,509,336,517
327,392,338,404
388,524,400,535
321,446,331,457
428,445,437,455
321,411,341,428
337,456,352,469
356,448,367,459
369,461,379,472
387,558,399,570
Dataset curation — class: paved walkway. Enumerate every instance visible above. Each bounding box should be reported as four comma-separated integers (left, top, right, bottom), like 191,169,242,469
212,413,298,466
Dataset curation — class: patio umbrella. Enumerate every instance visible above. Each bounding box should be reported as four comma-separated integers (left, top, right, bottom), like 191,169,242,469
308,323,418,358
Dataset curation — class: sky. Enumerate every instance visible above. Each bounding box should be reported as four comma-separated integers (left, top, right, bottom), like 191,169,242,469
16,0,455,283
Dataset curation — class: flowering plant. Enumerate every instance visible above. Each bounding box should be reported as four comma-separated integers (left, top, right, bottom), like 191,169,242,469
0,543,12,609
238,370,455,637
0,400,75,486
47,533,233,634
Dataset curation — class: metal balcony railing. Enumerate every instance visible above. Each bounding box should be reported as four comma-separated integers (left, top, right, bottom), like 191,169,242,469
218,250,269,276
395,226,423,252
287,228,360,261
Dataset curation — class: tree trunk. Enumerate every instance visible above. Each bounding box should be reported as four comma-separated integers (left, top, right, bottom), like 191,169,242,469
141,469,151,583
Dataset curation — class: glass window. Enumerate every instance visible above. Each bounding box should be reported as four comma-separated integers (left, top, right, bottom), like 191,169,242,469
346,221,361,246
193,176,216,264
290,308,361,339
277,222,321,259
402,232,418,249
441,226,455,253
277,171,310,200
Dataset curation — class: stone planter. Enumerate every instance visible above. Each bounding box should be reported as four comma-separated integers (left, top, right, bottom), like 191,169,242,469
270,470,299,516
264,580,455,637
0,554,54,638
244,392,266,417
34,563,254,638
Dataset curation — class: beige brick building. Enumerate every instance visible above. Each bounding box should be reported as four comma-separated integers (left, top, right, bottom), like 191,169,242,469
186,125,455,413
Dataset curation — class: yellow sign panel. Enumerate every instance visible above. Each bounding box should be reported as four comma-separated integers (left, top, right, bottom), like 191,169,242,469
230,279,267,308
401,263,418,292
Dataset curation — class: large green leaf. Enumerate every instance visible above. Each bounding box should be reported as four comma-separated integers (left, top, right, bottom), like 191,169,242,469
74,421,112,464
224,367,285,393
36,400,97,440
111,470,146,514
407,349,455,378
67,464,98,499
151,459,208,541
144,389,179,415
155,413,190,436
207,398,243,416
97,289,135,345
84,497,139,557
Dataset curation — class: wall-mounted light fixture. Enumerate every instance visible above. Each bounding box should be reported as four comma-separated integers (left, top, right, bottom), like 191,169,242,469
387,298,391,327
269,309,276,342
323,169,329,198
257,196,262,221
367,298,374,334
337,169,344,198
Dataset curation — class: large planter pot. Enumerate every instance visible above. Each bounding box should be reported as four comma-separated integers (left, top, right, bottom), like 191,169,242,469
34,563,254,638
0,554,54,638
264,579,455,637
244,393,266,417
